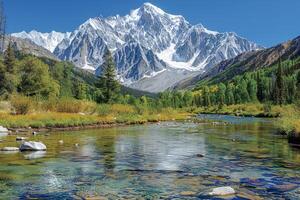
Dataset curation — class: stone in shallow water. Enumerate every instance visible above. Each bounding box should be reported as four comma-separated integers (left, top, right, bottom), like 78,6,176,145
1,147,19,151
209,186,236,196
180,191,196,196
20,141,46,151
268,183,298,193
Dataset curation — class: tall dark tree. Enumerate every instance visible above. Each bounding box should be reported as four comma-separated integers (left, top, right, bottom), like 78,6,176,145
97,50,120,103
3,41,17,93
273,58,285,105
4,41,16,73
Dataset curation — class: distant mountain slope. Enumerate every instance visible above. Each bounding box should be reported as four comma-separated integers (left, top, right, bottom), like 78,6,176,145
173,35,300,89
5,36,58,60
12,3,261,92
11,31,71,52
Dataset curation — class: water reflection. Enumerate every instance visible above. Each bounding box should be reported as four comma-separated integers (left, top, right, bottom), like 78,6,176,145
24,151,46,160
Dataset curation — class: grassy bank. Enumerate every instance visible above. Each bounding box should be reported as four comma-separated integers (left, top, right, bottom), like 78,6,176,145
277,105,300,136
195,103,290,117
0,97,189,130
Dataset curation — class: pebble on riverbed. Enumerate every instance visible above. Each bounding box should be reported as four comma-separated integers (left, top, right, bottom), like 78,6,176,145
209,186,236,196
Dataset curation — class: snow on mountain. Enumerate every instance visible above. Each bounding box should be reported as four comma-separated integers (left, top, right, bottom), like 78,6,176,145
12,30,71,52
11,2,262,92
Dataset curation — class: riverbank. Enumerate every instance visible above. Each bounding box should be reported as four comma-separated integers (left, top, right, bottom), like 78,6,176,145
276,105,300,143
0,98,190,132
0,111,190,133
195,103,289,117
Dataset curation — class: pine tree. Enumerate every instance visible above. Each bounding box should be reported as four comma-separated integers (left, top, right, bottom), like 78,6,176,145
4,42,16,73
256,71,265,102
273,58,285,105
97,50,120,103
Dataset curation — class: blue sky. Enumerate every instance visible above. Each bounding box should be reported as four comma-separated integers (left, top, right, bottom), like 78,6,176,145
4,0,300,47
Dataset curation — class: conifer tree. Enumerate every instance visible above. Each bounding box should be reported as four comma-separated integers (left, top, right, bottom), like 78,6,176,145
3,41,17,93
97,50,120,103
273,58,285,105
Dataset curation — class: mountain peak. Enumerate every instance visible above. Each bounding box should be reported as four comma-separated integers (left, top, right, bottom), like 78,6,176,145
141,2,165,15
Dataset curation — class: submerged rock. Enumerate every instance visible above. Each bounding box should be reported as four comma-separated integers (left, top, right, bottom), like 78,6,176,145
180,191,196,196
268,183,298,193
209,186,236,196
20,141,47,151
1,147,19,151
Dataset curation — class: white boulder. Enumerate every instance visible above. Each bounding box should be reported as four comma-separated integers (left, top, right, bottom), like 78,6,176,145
0,126,8,136
20,141,47,151
0,126,8,133
209,186,236,196
1,147,19,151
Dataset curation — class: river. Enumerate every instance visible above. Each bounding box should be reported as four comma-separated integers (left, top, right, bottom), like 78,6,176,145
0,115,300,199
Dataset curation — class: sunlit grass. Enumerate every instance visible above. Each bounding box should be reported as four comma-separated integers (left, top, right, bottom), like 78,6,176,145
0,98,189,129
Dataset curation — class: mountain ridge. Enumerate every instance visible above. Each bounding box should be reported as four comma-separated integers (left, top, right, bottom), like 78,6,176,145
172,35,300,90
11,2,262,92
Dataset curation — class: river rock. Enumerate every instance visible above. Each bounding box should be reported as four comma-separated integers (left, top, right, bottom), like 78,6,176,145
16,136,27,141
59,140,64,144
209,186,236,196
0,126,8,133
20,141,47,151
1,147,19,151
0,126,8,137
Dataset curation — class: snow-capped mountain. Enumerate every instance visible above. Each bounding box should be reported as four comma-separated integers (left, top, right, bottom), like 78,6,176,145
12,3,262,92
12,30,71,52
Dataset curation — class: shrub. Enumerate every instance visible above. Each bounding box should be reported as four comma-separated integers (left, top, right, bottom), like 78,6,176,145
10,95,33,115
56,98,84,113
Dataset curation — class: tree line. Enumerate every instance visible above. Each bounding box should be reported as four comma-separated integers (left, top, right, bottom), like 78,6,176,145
192,58,300,107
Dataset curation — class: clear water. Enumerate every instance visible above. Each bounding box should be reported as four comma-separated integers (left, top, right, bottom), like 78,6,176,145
0,115,300,199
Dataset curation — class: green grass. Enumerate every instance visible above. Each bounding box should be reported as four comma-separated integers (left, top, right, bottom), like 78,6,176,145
0,98,189,129
277,105,300,135
194,103,287,117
